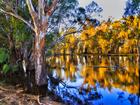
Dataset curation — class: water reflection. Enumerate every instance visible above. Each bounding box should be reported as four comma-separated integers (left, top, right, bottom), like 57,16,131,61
46,55,139,105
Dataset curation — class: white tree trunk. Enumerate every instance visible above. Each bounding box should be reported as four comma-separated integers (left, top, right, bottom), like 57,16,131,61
34,31,47,85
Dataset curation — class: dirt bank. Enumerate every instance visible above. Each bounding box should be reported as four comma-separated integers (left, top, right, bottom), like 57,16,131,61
0,83,63,105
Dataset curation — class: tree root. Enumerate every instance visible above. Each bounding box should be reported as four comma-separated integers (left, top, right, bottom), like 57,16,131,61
0,96,10,102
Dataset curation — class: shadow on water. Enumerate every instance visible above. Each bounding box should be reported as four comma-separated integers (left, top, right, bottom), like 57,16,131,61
46,55,139,105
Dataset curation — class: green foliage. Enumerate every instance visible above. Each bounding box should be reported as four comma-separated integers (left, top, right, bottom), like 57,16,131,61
0,48,10,74
2,64,10,74
0,1,33,75
11,65,18,72
133,0,140,5
46,33,55,47
10,17,32,42
0,48,18,74
0,48,8,63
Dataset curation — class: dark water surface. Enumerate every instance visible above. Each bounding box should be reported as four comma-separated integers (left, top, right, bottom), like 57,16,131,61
46,55,139,105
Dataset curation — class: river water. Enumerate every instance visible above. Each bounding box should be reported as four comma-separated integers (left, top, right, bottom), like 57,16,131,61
46,55,139,105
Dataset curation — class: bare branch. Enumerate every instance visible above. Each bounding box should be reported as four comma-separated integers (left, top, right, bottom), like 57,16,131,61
0,8,35,32
26,0,38,28
38,0,45,20
50,0,58,13
46,0,58,16
26,0,36,13
47,0,62,21
47,30,82,49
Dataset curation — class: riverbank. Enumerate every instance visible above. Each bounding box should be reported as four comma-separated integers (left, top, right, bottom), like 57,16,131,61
0,83,63,105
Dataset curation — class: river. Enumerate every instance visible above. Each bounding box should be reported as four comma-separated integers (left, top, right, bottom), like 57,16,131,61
46,55,139,105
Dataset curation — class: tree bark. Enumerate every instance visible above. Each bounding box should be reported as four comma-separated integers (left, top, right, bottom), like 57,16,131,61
34,31,47,86
8,33,17,64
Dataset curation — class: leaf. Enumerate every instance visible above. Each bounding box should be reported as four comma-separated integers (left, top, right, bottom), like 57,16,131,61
2,64,10,74
12,65,18,72
0,48,8,63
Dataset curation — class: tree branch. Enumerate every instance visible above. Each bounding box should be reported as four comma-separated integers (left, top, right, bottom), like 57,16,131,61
46,0,58,16
26,0,38,28
38,0,45,20
0,9,35,32
47,30,82,49
50,0,58,13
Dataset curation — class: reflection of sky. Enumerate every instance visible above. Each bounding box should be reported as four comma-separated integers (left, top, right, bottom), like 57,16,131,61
57,84,139,105
59,77,139,105
98,88,131,105
55,62,139,105
78,0,126,21
48,55,139,105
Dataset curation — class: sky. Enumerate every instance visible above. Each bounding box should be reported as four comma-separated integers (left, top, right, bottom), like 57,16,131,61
78,0,126,21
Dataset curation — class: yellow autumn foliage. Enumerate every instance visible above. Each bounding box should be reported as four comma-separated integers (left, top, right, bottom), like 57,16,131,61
54,16,139,54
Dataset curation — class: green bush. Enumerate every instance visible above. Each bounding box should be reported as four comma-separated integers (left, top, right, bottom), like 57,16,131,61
0,48,9,63
0,48,10,74
2,64,10,74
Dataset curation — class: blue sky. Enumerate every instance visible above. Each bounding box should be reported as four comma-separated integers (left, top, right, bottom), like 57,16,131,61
78,0,126,21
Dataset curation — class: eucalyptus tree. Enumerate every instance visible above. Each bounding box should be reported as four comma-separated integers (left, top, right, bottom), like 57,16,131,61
124,0,140,16
0,0,79,87
124,0,140,55
0,0,103,89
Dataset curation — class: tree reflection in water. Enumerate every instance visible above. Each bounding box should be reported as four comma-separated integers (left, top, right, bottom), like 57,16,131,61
46,55,139,105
